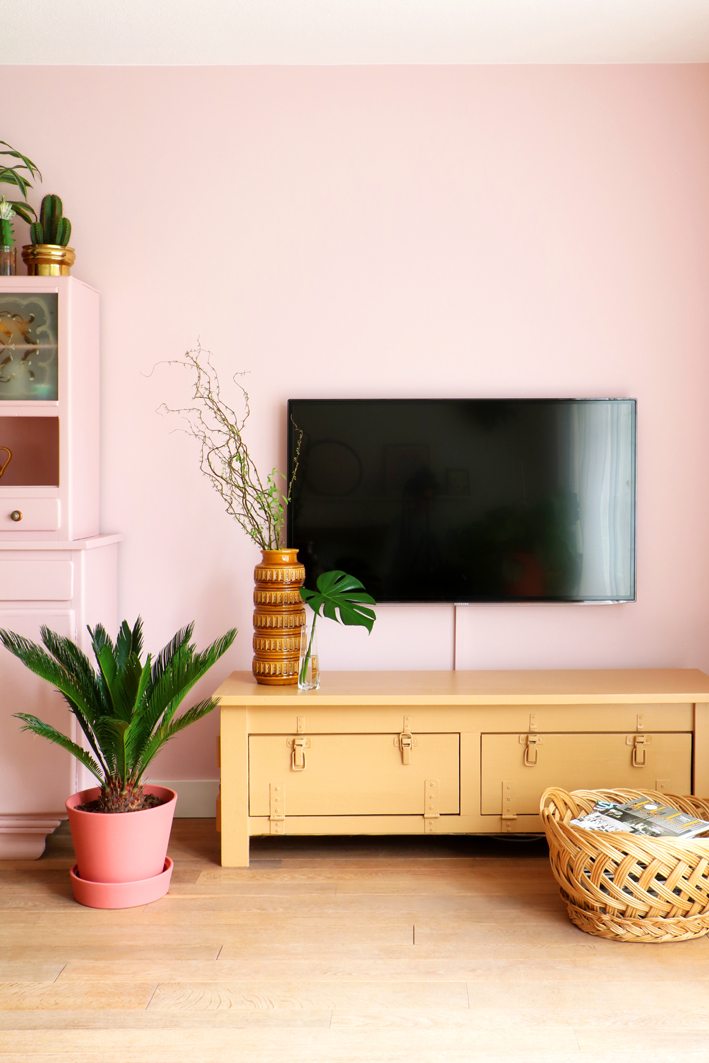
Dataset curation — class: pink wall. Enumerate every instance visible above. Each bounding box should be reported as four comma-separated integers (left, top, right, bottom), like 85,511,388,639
6,65,709,780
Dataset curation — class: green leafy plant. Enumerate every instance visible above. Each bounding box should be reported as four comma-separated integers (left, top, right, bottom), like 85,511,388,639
0,618,237,813
0,198,14,248
299,570,376,686
30,193,72,246
157,345,303,550
0,140,41,223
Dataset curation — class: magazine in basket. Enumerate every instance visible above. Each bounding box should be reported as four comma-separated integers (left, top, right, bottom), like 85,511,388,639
571,798,709,839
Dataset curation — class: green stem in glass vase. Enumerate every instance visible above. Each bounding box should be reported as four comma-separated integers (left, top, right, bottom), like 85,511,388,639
299,613,318,687
299,569,376,687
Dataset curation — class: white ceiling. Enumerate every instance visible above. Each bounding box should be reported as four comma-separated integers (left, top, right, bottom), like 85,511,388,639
4,0,709,65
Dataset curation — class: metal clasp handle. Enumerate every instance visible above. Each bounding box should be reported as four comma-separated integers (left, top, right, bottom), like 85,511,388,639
523,733,540,767
398,731,414,765
290,736,308,772
631,734,647,768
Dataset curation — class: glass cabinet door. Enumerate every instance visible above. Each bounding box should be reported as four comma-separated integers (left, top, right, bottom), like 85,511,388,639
0,293,58,401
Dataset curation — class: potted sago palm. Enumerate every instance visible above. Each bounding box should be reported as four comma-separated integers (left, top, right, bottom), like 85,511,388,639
0,617,236,908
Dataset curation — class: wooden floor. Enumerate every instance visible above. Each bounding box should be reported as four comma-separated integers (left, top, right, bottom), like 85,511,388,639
1,822,708,1063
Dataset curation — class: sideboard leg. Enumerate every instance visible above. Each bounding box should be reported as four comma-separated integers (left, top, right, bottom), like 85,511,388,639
694,702,709,797
219,708,250,867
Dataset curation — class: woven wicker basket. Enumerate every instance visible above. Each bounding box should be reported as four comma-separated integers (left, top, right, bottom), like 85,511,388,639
540,787,709,943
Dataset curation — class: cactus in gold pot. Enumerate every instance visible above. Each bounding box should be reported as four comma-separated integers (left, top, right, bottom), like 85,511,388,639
30,193,72,247
23,193,76,276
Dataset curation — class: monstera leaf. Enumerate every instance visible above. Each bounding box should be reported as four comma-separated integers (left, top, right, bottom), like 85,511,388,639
300,570,376,632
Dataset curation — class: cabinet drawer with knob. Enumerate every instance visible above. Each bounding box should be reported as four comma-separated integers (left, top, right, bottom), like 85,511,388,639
1,499,60,531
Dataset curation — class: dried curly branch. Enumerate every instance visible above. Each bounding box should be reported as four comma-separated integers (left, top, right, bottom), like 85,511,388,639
156,345,302,550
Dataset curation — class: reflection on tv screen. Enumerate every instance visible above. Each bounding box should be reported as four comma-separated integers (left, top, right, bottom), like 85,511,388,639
287,398,636,604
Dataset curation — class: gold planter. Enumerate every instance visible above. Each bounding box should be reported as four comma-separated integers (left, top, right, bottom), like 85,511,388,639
22,244,76,277
252,548,306,685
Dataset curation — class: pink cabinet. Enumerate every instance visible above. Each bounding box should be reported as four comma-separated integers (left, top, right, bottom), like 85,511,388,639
0,278,99,541
0,278,119,858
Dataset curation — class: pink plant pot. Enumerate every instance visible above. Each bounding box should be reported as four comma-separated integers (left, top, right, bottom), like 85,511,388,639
65,785,177,885
69,857,174,909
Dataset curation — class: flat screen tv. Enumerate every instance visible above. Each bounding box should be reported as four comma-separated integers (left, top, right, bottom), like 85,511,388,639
287,398,636,604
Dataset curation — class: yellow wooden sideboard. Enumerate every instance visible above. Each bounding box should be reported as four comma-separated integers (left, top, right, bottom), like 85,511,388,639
216,669,709,866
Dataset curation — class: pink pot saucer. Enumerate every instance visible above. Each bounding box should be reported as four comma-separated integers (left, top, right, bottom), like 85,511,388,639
69,857,174,909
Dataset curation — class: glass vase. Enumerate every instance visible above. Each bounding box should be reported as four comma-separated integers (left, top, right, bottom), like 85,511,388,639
298,624,320,691
0,246,16,276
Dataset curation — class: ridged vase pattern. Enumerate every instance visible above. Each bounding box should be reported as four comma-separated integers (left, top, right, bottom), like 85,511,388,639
252,548,306,685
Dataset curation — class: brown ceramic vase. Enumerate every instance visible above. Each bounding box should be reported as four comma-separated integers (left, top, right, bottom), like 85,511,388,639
252,548,306,685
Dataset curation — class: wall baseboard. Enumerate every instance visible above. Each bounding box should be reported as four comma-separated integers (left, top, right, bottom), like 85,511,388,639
0,814,65,859
150,778,219,818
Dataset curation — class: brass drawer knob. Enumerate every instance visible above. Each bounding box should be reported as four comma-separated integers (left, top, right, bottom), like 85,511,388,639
9,509,23,522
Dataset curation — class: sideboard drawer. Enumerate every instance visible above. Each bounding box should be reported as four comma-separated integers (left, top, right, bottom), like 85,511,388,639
0,559,74,600
0,499,60,531
480,732,693,815
249,732,461,817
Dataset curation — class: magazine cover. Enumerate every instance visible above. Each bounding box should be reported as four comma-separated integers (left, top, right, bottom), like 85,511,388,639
571,798,709,839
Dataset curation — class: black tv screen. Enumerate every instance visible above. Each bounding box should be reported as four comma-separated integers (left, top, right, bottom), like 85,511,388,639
287,398,636,604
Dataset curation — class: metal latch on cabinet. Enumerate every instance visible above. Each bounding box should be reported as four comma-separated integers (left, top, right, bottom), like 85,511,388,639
519,733,542,766
627,733,650,767
396,731,416,765
289,736,310,771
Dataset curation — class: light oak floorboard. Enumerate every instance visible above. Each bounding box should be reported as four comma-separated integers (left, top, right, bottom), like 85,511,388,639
0,980,154,1011
0,963,64,983
0,1026,585,1063
147,978,469,1012
0,820,705,1061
